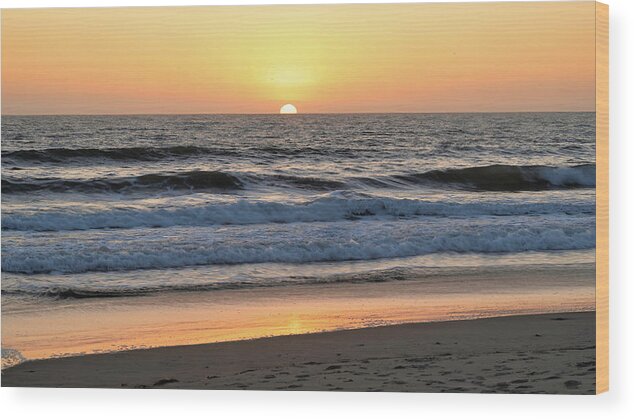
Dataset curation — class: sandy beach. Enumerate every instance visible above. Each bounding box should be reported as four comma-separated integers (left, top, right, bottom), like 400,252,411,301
2,263,595,366
2,312,596,394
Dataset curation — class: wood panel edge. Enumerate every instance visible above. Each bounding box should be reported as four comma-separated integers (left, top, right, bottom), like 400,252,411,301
595,0,609,395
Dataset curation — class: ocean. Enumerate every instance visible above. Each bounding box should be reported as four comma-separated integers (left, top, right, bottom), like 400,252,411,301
1,112,597,365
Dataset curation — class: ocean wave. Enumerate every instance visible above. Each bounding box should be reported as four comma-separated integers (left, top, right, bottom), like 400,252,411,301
0,251,597,300
1,267,416,299
2,171,348,194
1,144,346,164
1,146,234,163
1,170,242,194
1,164,595,195
2,194,595,232
396,164,596,191
1,217,595,274
265,174,347,190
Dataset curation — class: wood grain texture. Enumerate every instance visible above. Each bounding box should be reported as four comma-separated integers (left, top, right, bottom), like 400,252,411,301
595,0,609,395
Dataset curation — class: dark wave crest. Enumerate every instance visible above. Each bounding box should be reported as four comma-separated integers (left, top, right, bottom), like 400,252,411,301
1,144,349,163
395,164,596,191
1,146,233,163
2,170,242,194
1,164,595,195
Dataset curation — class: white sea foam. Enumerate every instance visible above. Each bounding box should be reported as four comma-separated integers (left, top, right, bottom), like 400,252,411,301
530,165,596,187
1,194,595,232
1,216,595,274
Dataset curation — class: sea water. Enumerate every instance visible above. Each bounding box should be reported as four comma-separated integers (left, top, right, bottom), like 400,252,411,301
1,113,596,363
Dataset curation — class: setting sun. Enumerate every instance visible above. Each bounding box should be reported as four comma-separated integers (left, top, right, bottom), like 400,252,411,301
280,104,298,114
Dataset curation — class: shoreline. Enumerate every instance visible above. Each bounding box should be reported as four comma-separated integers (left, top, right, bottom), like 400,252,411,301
2,311,597,393
2,263,595,367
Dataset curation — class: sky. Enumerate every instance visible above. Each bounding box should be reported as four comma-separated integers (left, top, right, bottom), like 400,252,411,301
1,2,596,115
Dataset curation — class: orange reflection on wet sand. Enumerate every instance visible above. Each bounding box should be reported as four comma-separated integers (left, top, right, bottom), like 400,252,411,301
1,266,595,366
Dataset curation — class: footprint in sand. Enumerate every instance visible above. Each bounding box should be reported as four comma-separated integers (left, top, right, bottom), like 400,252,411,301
152,378,179,386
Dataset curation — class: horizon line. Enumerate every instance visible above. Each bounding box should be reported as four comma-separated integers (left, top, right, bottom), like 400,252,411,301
1,110,596,117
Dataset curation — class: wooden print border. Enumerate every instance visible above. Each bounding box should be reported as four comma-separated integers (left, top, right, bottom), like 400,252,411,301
595,0,609,395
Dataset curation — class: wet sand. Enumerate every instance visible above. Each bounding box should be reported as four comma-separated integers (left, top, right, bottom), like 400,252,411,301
2,312,596,394
2,264,595,366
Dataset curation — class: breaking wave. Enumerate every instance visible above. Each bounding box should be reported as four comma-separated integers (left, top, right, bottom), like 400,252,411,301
2,170,242,193
397,164,596,191
1,217,595,274
2,194,595,232
2,164,595,195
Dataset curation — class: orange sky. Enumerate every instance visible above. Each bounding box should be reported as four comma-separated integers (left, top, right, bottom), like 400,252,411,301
1,2,596,115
